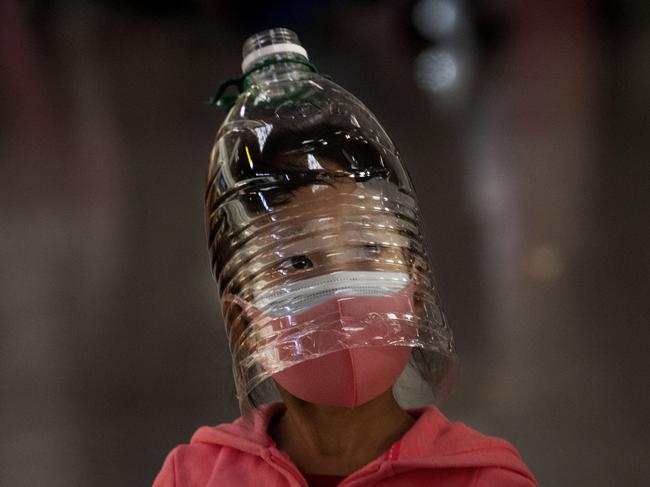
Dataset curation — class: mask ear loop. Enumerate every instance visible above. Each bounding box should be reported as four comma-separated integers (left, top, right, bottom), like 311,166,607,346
208,58,332,110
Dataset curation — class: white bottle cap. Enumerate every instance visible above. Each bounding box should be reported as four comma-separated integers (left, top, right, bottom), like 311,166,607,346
241,42,309,73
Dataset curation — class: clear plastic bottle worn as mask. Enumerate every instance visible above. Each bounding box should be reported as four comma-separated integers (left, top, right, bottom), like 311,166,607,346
205,28,455,418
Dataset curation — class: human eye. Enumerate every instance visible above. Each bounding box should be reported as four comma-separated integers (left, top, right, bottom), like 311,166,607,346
279,255,314,272
364,243,381,257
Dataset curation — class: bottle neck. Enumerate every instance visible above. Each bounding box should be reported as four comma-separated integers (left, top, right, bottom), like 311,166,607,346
244,54,313,87
241,28,311,88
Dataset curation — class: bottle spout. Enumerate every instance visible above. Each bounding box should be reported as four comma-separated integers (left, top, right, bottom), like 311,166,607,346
241,28,309,73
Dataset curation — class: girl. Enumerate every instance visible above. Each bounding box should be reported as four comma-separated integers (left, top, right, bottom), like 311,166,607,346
154,28,537,487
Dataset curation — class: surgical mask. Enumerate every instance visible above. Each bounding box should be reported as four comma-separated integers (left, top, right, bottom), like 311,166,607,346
253,270,412,317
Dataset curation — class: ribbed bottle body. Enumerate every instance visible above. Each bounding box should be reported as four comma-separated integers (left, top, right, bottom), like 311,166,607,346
205,57,453,411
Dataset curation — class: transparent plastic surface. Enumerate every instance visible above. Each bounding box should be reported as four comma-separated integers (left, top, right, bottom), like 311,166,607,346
205,37,455,415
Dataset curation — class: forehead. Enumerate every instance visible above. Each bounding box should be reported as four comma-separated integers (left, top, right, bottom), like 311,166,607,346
280,180,389,226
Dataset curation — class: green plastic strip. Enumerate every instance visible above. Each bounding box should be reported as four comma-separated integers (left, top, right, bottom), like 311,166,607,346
208,58,332,110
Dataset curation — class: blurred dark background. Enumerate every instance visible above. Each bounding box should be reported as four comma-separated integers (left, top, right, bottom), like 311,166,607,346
1,0,649,485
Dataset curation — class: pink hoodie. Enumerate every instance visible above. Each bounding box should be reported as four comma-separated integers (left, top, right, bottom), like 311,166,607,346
153,401,537,486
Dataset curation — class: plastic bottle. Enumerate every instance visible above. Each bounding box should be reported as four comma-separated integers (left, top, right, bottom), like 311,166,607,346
205,28,454,415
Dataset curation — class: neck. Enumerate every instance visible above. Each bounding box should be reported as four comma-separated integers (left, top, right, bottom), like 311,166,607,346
269,388,416,475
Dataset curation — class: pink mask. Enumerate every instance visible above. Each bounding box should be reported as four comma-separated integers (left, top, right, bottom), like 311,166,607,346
225,271,417,408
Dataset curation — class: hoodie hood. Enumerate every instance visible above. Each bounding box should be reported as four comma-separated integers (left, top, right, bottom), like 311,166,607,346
190,401,536,486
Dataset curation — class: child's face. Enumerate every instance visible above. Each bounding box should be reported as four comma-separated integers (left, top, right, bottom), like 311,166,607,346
258,179,412,287
224,177,425,355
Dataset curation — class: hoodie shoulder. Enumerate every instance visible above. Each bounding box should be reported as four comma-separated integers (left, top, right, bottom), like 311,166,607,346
152,407,294,487
403,407,519,457
399,407,537,484
437,418,521,456
153,442,221,487
439,420,535,480
189,402,284,452
152,411,260,487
